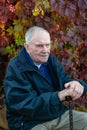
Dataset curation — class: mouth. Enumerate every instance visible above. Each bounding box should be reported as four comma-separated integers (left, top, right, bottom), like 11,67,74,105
40,53,49,57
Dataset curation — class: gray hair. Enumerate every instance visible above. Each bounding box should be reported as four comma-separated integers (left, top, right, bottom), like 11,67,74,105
25,26,50,44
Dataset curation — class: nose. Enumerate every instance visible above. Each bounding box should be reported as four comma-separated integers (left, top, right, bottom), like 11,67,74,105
42,45,50,52
43,45,47,51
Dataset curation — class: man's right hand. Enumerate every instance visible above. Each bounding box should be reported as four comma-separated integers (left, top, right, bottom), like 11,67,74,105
58,81,84,101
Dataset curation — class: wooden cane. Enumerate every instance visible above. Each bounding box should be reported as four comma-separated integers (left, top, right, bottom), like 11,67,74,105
65,96,73,130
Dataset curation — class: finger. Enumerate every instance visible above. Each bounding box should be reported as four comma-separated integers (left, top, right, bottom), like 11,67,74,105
74,84,84,96
64,82,71,88
71,88,82,100
64,81,75,89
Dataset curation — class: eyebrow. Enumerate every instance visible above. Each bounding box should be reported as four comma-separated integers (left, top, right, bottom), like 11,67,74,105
35,41,51,44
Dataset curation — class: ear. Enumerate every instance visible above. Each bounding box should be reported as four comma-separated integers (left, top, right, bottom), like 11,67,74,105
24,43,28,50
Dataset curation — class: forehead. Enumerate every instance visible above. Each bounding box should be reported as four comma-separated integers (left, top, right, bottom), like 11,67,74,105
32,31,50,43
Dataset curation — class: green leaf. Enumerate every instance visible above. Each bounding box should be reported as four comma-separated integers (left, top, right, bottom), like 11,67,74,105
5,46,13,54
14,24,23,31
6,27,14,35
43,0,50,9
15,38,25,46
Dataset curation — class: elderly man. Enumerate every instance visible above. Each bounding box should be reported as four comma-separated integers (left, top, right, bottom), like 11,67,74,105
3,26,87,130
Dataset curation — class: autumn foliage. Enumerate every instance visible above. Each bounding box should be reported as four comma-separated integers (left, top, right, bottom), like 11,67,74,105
0,0,87,110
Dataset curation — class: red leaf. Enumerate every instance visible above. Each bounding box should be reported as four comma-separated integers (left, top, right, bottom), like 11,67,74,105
78,0,87,9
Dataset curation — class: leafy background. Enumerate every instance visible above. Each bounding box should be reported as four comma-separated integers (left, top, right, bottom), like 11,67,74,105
0,0,87,111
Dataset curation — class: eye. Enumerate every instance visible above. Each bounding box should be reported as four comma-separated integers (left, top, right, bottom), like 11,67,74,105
46,44,50,47
36,45,43,48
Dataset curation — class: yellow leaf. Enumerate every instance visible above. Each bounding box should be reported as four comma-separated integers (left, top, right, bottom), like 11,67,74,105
15,1,23,16
15,1,22,11
0,22,5,29
32,7,39,16
41,9,44,16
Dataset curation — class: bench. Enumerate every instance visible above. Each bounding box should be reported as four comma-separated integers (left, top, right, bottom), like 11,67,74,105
0,95,9,130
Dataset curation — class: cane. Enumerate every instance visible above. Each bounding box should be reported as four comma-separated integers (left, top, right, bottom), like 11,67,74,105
65,96,73,130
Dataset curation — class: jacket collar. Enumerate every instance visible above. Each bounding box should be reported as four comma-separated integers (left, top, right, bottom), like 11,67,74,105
17,46,48,72
17,47,36,71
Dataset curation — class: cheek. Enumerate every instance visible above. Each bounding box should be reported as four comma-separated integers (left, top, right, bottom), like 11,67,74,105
30,51,39,58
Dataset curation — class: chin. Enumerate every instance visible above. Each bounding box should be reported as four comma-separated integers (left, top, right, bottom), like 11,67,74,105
41,60,48,63
38,57,49,64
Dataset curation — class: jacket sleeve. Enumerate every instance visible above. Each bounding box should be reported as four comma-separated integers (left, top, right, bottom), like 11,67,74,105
3,61,67,121
51,55,87,94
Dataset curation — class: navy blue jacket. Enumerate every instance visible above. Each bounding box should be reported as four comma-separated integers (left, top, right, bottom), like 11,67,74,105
3,47,87,130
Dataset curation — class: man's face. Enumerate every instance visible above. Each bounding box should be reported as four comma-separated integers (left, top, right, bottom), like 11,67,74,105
25,32,51,64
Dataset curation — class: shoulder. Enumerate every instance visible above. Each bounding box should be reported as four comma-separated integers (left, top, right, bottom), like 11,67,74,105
7,47,25,68
7,55,18,69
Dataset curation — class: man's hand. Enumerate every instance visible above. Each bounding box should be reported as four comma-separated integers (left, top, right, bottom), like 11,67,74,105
58,81,84,101
65,81,84,100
